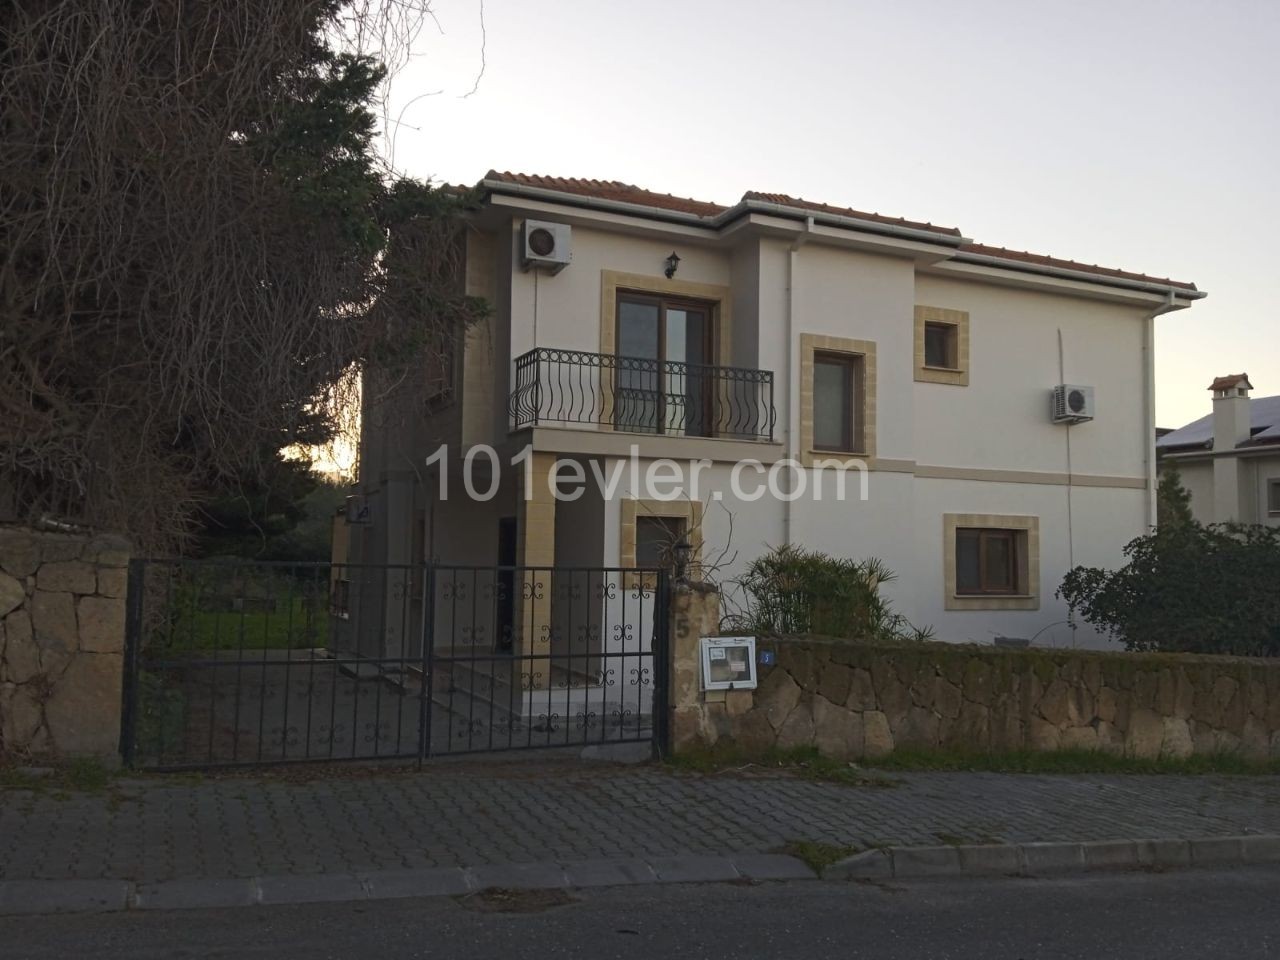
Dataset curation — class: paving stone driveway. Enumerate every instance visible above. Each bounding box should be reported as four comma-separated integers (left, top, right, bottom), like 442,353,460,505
2,762,1278,883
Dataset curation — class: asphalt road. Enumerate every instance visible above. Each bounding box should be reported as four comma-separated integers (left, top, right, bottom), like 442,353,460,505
2,867,1278,960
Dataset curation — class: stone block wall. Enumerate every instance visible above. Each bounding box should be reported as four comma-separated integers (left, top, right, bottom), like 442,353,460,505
669,593,1280,761
0,526,130,759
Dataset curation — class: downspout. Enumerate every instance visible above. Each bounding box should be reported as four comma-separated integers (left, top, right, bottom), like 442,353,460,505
784,216,814,547
1144,291,1177,529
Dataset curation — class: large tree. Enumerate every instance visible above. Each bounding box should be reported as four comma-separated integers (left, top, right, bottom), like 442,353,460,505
0,0,483,552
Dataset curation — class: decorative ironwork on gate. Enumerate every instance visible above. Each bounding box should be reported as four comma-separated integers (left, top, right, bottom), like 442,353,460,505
121,561,669,770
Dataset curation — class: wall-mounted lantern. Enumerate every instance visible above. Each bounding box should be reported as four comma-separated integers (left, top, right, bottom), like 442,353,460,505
664,251,681,279
672,536,692,583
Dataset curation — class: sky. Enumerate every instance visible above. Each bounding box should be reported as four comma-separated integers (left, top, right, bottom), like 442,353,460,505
381,0,1278,430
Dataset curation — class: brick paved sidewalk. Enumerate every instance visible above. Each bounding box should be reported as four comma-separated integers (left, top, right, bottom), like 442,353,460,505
1,761,1277,884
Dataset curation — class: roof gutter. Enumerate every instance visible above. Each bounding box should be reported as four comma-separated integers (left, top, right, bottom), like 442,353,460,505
950,250,1206,301
479,179,968,247
724,199,968,247
479,179,716,228
1159,444,1280,462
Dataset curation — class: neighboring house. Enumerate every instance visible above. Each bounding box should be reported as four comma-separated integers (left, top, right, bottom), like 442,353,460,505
1157,375,1280,526
340,170,1204,664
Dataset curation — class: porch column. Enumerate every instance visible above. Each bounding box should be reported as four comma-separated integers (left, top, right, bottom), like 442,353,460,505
516,452,556,685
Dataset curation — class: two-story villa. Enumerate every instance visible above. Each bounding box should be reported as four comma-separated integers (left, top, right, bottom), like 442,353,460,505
343,171,1203,674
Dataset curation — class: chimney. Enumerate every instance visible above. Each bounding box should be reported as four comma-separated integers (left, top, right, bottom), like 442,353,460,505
1208,373,1254,523
1210,373,1253,451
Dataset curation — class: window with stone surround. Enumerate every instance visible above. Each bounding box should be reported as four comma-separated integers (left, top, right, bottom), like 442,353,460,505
943,513,1039,611
914,305,969,386
799,334,877,467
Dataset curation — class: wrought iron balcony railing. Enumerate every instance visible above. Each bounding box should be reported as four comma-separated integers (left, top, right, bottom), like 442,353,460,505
510,348,776,442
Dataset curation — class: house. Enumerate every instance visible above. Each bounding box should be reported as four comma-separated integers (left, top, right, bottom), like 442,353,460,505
337,170,1204,696
1157,375,1280,526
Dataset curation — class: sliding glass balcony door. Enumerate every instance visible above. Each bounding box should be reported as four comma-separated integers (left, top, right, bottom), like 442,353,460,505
614,293,713,436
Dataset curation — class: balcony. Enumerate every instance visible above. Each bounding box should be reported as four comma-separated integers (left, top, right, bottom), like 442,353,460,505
510,348,776,442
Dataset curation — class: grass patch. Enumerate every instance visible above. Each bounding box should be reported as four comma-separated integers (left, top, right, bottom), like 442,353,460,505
778,839,860,873
863,747,1280,776
667,746,898,788
0,757,115,794
158,593,329,653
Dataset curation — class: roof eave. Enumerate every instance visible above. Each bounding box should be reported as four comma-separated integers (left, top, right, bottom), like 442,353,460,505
725,199,968,247
479,177,1203,296
479,178,970,246
951,250,1204,301
479,178,720,225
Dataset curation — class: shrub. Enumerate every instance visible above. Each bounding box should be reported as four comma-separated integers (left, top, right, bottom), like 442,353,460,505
1059,521,1280,656
730,545,933,642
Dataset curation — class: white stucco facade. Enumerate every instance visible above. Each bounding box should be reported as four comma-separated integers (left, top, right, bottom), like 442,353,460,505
351,174,1204,653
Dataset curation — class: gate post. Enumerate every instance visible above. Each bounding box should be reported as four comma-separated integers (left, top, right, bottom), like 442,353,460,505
665,579,720,755
118,557,145,767
417,563,436,765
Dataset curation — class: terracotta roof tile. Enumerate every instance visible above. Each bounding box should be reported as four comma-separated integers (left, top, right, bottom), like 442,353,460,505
481,171,1199,293
1208,373,1252,392
741,191,962,237
957,243,1198,291
485,171,727,218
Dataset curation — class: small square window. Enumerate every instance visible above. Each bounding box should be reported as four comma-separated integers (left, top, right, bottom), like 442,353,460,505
924,322,958,369
813,352,863,452
635,516,685,568
915,306,968,386
1269,479,1280,515
955,528,1023,595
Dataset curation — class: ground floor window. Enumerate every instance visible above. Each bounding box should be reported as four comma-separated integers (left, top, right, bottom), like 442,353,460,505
943,513,1039,611
955,527,1023,595
635,515,686,568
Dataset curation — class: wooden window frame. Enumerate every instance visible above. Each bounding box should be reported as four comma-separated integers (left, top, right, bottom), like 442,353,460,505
634,515,687,569
811,351,863,454
615,290,718,438
955,528,1021,596
914,306,969,386
923,321,959,370
798,334,876,467
615,291,717,367
1268,478,1280,516
619,499,704,592
943,513,1039,611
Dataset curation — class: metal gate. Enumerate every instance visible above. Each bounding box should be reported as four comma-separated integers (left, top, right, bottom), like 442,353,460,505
121,560,670,770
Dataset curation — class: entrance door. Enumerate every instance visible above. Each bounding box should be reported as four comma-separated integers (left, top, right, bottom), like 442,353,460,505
615,293,713,436
496,517,517,651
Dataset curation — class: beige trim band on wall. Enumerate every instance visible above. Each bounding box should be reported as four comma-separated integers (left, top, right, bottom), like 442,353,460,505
942,513,1040,612
917,464,1147,489
798,333,878,469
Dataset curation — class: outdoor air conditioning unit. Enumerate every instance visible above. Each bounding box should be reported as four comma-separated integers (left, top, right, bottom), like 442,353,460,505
520,219,571,274
1051,384,1096,424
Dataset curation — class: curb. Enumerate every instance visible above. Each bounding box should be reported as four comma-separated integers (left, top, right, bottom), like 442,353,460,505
825,834,1280,881
0,853,816,918
4,836,1278,917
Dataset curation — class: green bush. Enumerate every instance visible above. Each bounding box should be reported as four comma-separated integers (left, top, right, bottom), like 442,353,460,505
1059,520,1280,656
730,545,933,642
